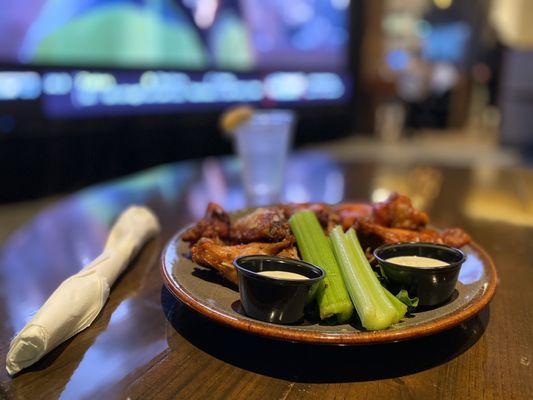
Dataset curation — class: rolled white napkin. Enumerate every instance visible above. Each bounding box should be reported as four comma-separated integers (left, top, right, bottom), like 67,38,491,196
5,206,160,375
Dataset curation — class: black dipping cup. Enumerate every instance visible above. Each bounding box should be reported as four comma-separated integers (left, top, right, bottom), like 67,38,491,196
233,255,325,324
374,242,466,307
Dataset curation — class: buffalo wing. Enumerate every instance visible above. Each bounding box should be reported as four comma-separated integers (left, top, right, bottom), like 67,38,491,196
184,194,472,286
372,193,429,230
191,237,295,284
230,207,292,243
281,202,340,232
357,222,471,250
183,202,231,243
334,203,374,230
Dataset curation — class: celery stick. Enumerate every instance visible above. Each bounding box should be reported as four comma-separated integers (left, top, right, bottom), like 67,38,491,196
345,228,405,324
330,226,405,330
331,227,395,329
329,230,379,328
289,211,353,322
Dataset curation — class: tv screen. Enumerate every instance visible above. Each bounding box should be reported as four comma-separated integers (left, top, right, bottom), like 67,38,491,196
0,0,353,119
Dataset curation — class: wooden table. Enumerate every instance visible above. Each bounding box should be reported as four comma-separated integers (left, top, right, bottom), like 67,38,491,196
1,154,532,399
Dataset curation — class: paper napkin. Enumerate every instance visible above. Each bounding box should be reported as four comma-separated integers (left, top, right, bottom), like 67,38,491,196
5,206,160,375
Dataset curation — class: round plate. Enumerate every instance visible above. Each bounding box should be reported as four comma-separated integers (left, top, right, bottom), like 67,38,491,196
161,225,497,345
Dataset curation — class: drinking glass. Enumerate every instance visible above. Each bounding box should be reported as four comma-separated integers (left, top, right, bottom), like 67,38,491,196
233,110,295,206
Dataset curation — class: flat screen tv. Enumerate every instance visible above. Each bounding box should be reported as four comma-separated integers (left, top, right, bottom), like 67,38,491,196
0,0,361,201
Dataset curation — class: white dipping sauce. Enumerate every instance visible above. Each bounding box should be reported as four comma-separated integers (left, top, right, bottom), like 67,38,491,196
257,271,309,280
387,256,448,268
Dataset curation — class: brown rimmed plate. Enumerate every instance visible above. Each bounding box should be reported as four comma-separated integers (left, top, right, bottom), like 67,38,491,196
161,223,497,345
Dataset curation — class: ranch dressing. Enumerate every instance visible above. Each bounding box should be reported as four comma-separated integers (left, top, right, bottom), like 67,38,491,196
257,271,309,280
387,256,448,268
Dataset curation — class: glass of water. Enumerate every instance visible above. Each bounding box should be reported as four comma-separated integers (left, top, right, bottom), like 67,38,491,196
233,109,296,206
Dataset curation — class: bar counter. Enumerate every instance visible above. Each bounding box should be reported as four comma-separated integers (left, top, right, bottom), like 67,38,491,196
1,153,531,399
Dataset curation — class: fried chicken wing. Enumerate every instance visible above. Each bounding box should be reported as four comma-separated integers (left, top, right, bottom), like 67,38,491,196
332,194,429,231
281,203,340,232
357,222,471,250
185,196,472,286
277,246,300,259
440,228,472,248
190,238,294,284
182,202,231,243
333,203,374,230
356,222,441,249
373,193,429,230
230,207,292,243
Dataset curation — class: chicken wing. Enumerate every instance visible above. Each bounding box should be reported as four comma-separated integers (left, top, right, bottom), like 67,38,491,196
357,222,471,250
440,228,472,248
277,246,300,259
182,202,231,243
281,202,340,232
230,207,292,243
333,203,374,230
372,193,429,230
185,197,471,286
190,237,295,284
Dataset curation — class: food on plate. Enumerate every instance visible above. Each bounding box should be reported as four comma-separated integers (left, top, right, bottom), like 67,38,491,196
386,256,448,268
374,242,466,306
182,193,471,327
439,228,472,248
371,193,429,230
276,246,300,259
184,194,470,282
333,193,428,231
190,237,293,284
333,203,373,230
229,207,292,243
182,202,231,243
357,222,471,250
289,210,354,322
281,202,341,232
330,225,407,330
233,255,326,324
256,271,309,280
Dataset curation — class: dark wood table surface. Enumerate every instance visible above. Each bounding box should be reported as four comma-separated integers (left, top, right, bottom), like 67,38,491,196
0,153,532,400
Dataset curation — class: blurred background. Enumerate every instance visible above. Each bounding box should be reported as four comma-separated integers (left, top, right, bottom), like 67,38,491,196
1,0,532,203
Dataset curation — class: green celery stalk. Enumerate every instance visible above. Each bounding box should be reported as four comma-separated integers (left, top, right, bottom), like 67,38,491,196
330,226,405,330
345,228,405,324
289,211,353,322
328,231,377,327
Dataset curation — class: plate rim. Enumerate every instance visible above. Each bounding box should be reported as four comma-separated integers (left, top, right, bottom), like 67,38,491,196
160,227,498,345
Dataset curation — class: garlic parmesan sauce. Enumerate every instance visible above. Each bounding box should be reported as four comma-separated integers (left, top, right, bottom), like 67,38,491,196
386,256,448,268
257,271,309,280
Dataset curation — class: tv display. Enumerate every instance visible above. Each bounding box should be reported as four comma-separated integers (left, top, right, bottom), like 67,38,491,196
0,0,359,202
0,0,353,119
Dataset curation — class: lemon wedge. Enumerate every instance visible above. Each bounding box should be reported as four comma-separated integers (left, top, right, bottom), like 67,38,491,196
219,105,254,134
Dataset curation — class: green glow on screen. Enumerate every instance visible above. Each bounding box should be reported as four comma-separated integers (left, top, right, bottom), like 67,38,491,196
33,4,208,68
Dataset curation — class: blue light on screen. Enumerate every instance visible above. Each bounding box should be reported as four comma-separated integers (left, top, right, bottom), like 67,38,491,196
0,71,41,100
0,0,351,118
306,73,345,100
43,72,73,95
0,69,349,117
1,0,348,71
264,72,308,101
